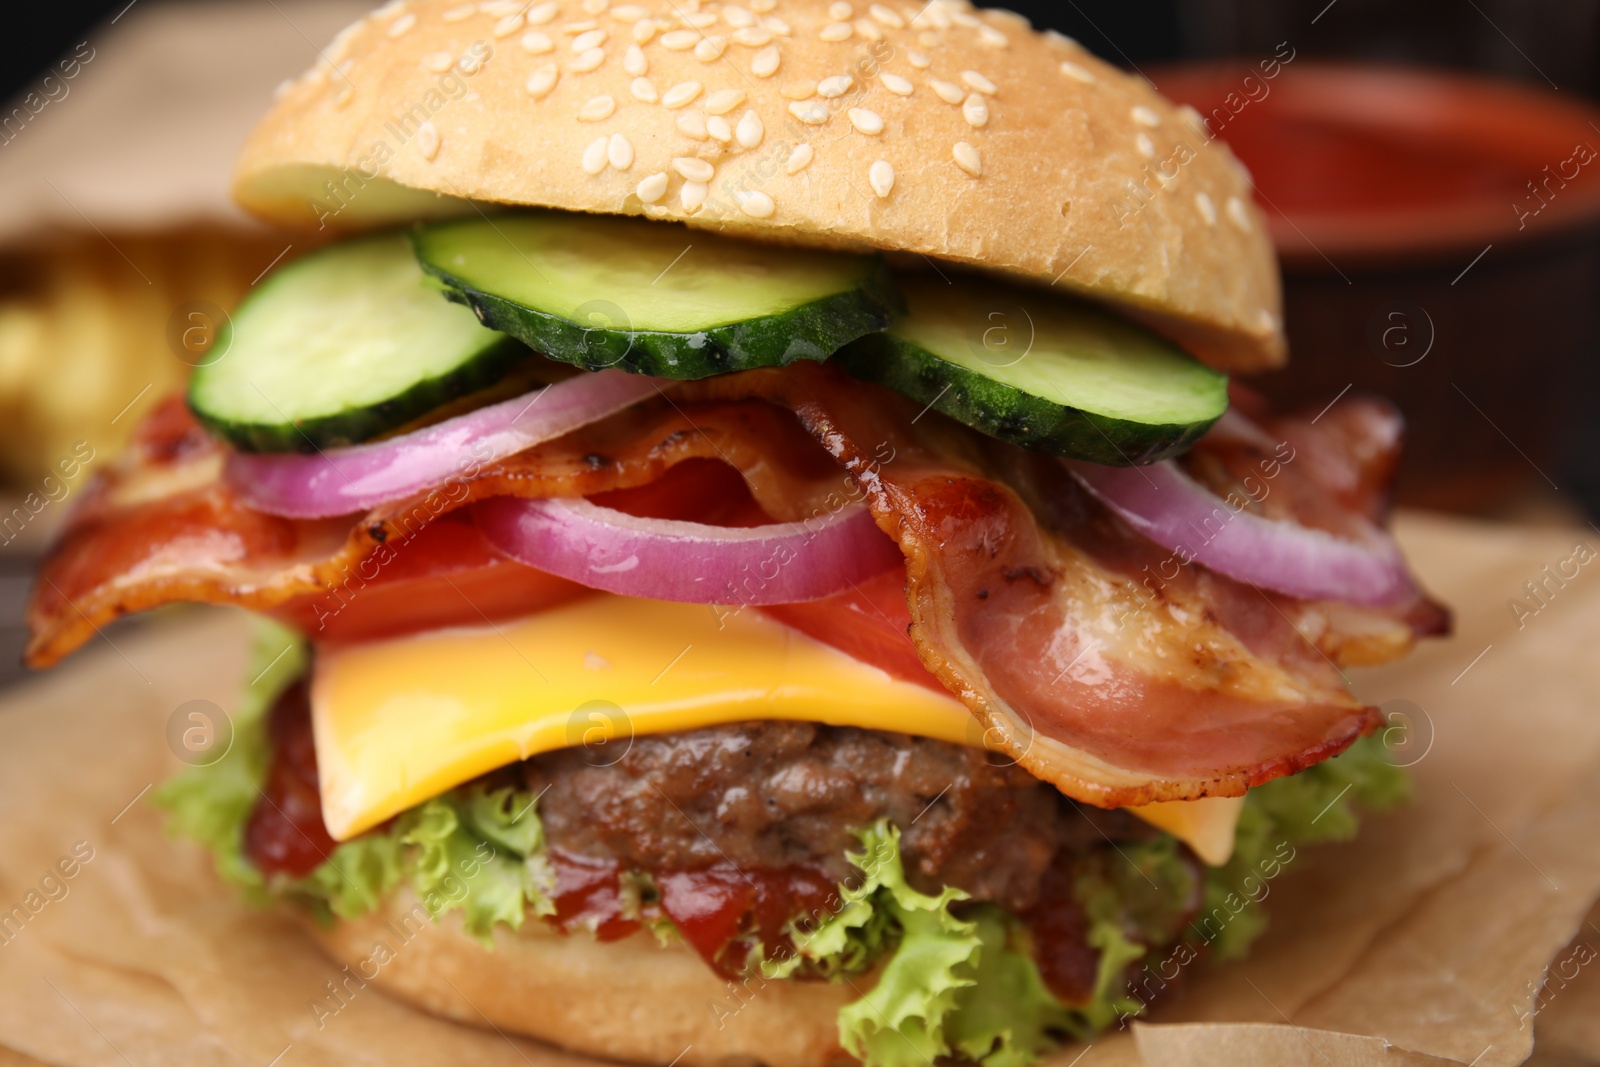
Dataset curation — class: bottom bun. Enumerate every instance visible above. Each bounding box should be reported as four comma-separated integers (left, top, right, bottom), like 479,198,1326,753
308,889,861,1067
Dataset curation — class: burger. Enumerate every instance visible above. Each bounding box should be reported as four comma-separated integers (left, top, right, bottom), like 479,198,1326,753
25,1,1450,1064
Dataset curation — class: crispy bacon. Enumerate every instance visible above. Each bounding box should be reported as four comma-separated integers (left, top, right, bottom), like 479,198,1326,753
26,369,1446,808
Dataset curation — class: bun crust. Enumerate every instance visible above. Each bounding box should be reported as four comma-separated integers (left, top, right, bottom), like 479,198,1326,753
310,890,859,1067
234,0,1284,373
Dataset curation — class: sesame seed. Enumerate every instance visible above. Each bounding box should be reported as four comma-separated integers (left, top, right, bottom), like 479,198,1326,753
273,77,293,99
854,19,883,40
631,76,659,101
417,121,442,160
457,50,485,74
681,180,709,212
962,93,988,127
952,140,981,176
637,172,669,202
422,51,454,73
1134,133,1154,158
663,81,703,108
683,11,718,28
1178,104,1204,130
930,79,964,104
562,20,600,34
612,4,648,19
1226,195,1252,230
676,111,709,139
907,50,930,68
961,70,997,95
917,29,940,47
1195,191,1217,225
736,190,776,218
572,28,607,50
624,43,648,74
579,94,617,121
952,11,980,28
695,36,728,61
763,15,791,34
1060,60,1095,83
723,5,756,27
781,80,817,99
673,157,715,182
817,74,854,97
750,0,775,11
660,29,698,49
786,143,814,174
788,100,829,124
869,160,894,198
736,109,764,147
820,22,852,41
849,107,885,135
632,18,657,43
829,1,853,18
1131,105,1160,127
526,63,560,98
733,26,772,46
880,72,914,95
1258,309,1278,332
870,3,904,27
705,88,746,114
442,4,475,22
493,12,524,37
977,24,1007,47
526,1,557,24
608,132,634,169
922,5,949,29
582,136,610,174
751,45,781,77
582,0,608,14
387,12,417,36
335,85,354,108
707,114,733,141
571,47,605,72
522,30,554,52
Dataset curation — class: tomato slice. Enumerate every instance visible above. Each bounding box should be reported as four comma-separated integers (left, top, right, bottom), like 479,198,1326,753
277,458,939,691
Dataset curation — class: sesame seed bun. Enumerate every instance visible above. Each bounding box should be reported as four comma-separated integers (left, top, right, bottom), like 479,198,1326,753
309,889,859,1067
232,0,1285,373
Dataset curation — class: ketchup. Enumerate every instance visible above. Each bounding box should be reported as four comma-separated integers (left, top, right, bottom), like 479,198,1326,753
243,681,339,878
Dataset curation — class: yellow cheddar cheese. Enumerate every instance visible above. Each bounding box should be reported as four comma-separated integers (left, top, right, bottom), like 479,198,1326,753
311,593,1241,863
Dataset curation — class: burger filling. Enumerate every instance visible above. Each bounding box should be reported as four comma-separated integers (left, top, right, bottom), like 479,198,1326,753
27,214,1448,1066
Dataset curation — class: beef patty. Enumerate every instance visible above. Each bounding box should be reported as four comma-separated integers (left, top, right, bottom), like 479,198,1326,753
520,721,1148,913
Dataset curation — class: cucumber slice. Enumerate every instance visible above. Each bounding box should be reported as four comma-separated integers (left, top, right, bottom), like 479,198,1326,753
836,277,1228,465
190,233,527,452
410,212,900,378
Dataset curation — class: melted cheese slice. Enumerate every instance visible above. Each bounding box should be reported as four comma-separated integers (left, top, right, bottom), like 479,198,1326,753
311,594,1240,864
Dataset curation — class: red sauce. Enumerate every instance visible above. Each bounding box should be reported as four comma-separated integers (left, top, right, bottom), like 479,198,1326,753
1021,853,1101,1006
547,849,643,942
243,681,339,878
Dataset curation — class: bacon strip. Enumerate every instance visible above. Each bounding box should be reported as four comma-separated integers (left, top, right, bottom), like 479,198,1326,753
27,371,1446,808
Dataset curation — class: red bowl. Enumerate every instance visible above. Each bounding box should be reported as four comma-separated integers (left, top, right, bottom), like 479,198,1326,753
1150,62,1600,265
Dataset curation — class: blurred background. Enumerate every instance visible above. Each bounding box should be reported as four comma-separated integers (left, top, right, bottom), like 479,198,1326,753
3,0,1600,669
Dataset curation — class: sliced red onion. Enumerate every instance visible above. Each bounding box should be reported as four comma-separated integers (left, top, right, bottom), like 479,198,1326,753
227,371,663,518
474,495,903,605
1067,458,1412,606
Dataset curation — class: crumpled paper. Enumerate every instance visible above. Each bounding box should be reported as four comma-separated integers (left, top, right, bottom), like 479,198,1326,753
1,511,1597,1066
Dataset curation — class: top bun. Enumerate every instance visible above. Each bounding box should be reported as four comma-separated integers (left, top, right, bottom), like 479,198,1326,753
233,0,1284,372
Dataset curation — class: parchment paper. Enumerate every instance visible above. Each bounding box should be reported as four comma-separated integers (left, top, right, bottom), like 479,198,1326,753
1,511,1597,1066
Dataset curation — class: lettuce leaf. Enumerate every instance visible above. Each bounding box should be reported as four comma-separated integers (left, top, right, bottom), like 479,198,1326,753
1201,732,1407,960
